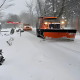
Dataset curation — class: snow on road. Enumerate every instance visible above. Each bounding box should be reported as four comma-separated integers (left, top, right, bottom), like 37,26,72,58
0,28,80,80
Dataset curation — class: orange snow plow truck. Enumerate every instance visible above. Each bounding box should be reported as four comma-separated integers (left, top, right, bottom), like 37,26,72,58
36,17,77,40
23,24,32,31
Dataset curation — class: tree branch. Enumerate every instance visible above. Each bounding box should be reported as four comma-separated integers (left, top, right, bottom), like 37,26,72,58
0,4,14,11
0,0,7,9
25,0,31,10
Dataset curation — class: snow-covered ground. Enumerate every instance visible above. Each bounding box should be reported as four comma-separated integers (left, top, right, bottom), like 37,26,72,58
0,28,80,80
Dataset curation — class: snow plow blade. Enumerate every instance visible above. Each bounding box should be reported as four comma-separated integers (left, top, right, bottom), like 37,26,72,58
41,29,77,39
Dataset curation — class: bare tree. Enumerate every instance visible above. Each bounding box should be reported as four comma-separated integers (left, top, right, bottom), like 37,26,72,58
0,0,14,11
44,0,65,17
57,0,66,18
37,0,45,16
0,0,14,21
25,0,36,26
19,11,30,24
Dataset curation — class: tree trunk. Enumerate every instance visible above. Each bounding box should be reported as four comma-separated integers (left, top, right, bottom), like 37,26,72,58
58,0,66,18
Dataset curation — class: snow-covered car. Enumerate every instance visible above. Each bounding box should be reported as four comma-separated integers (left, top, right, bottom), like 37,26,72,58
23,26,32,31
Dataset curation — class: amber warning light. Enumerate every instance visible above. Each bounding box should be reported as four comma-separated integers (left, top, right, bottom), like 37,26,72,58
5,21,21,24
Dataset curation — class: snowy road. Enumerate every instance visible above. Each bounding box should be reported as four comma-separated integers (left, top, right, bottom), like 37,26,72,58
0,28,80,80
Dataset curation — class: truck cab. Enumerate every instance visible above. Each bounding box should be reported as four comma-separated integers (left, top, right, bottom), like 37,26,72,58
36,17,60,37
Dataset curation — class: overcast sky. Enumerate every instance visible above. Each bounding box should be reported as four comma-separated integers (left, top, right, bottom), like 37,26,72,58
1,0,37,15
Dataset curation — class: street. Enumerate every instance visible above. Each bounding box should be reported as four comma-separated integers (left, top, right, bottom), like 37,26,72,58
0,28,80,80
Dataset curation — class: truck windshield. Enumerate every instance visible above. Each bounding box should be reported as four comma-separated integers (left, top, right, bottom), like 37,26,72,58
43,18,60,22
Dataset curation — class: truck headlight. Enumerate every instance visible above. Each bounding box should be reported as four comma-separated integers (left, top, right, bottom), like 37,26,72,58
61,21,65,24
44,22,47,24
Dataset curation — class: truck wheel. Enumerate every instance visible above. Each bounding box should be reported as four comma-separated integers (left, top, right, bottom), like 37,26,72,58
0,63,2,65
36,29,40,37
41,32,44,39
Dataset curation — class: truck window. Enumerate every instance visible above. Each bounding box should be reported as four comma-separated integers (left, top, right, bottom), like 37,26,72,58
43,18,60,23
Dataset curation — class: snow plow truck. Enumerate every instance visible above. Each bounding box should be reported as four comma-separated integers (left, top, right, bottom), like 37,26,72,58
36,17,77,40
23,24,32,31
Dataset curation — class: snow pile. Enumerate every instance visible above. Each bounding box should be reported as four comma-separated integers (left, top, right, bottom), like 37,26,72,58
75,35,80,40
1,28,11,31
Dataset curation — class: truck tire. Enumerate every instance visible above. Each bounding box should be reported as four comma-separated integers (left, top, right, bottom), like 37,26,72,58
36,29,40,37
